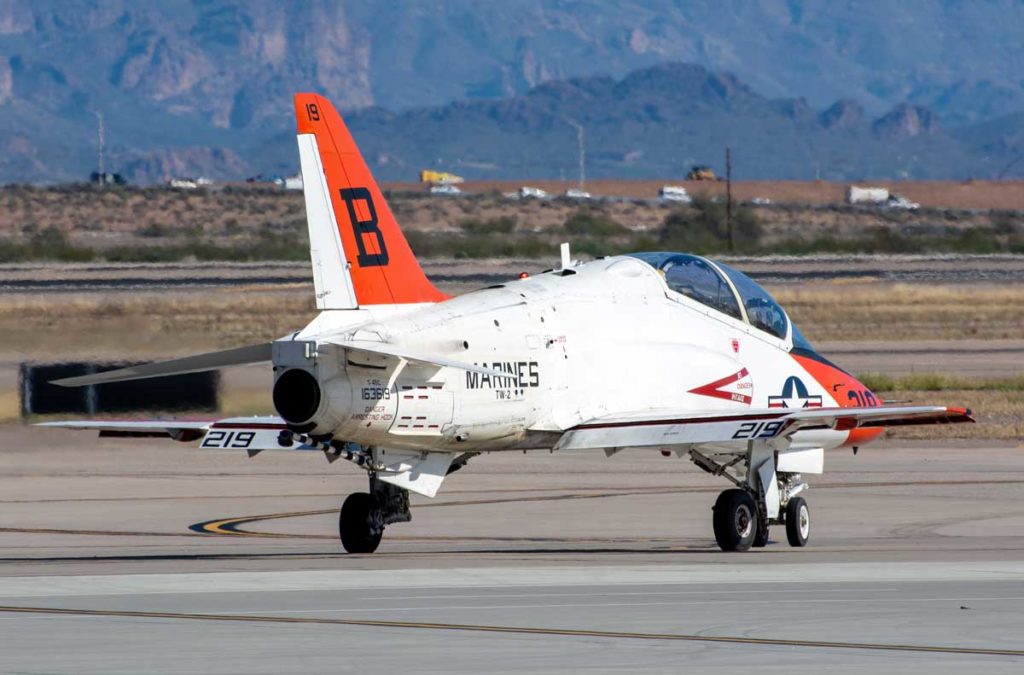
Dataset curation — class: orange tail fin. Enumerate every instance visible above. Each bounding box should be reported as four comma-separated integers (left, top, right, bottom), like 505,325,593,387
294,93,447,307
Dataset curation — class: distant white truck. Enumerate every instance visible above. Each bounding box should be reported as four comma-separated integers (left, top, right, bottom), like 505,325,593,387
519,186,549,199
846,186,890,205
279,175,303,191
169,177,212,190
846,186,919,210
429,183,462,196
659,185,692,204
886,195,920,210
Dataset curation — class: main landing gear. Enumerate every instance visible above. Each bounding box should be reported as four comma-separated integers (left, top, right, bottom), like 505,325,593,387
332,445,475,554
338,474,411,554
692,444,811,552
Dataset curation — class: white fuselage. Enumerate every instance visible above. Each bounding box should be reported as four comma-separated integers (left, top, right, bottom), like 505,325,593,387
286,256,853,453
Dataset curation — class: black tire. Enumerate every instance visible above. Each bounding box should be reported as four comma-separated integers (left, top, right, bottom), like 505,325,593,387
712,489,758,552
753,522,769,547
785,496,810,547
339,492,383,554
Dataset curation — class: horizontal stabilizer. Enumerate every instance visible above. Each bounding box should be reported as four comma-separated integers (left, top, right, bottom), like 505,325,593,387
37,419,212,442
323,339,508,378
38,416,290,447
51,343,272,387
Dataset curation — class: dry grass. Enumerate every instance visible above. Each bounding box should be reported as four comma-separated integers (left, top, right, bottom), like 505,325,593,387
0,390,21,422
775,282,1024,341
3,184,1021,255
402,179,1024,210
218,389,273,417
1,282,1021,361
871,389,1024,440
0,289,316,359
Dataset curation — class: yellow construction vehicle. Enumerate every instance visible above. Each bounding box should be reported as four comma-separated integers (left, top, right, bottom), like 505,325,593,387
419,170,464,184
686,165,718,181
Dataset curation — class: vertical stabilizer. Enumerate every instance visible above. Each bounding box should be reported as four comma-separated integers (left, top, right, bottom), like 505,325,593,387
294,93,447,307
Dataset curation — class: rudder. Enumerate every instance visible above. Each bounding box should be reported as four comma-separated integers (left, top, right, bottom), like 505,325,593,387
294,93,447,307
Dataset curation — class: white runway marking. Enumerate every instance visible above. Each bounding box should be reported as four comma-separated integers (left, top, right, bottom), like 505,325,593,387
214,596,1024,615
2,561,1023,599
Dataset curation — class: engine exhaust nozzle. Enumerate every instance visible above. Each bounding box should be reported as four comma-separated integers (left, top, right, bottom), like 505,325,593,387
273,368,321,424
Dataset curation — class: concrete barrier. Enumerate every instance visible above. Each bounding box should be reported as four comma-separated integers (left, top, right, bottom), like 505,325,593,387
20,362,219,417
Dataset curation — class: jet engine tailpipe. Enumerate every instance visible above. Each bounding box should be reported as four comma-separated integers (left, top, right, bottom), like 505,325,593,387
273,368,321,424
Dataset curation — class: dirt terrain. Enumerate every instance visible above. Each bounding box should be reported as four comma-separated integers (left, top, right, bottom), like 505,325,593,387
411,179,1024,211
1,182,1020,255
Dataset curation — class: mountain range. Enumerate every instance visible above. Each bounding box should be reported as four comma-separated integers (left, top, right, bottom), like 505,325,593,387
0,0,1022,183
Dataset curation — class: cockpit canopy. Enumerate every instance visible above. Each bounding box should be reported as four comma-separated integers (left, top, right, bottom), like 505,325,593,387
629,252,812,348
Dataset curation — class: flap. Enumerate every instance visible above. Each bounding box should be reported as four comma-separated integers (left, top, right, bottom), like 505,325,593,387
373,449,455,498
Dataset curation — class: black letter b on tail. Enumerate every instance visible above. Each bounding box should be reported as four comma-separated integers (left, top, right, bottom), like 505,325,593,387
340,187,388,267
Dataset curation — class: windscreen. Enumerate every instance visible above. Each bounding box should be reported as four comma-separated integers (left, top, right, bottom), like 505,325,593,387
630,253,742,320
715,262,789,339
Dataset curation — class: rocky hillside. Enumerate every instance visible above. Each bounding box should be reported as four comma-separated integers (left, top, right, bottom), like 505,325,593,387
1,0,1022,183
336,63,1022,182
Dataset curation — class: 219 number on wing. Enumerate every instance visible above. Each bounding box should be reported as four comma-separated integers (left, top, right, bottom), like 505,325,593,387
201,430,255,449
732,420,784,440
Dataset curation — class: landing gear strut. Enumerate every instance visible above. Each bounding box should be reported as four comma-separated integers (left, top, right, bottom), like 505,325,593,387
338,473,411,554
692,446,811,552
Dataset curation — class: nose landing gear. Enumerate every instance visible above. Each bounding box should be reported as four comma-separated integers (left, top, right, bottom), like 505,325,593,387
785,495,810,547
712,489,758,551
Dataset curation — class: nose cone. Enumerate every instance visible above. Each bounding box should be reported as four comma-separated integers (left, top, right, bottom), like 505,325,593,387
273,368,321,424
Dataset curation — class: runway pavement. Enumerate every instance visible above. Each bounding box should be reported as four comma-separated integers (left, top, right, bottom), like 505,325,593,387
4,254,1024,292
1,426,1023,672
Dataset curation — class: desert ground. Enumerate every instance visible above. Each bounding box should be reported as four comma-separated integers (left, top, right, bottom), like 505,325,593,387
2,181,1021,255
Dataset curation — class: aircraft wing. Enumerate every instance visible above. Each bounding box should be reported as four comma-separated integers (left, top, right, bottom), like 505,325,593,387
49,343,272,387
554,405,974,452
37,419,214,442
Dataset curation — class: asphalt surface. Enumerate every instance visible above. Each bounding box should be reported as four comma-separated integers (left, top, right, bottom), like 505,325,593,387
2,566,1023,673
1,429,1023,673
3,254,1024,292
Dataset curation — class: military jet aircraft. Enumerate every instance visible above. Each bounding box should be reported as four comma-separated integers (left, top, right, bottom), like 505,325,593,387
43,94,973,553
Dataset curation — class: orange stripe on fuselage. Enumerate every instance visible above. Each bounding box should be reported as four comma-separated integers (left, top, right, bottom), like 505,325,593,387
791,352,884,447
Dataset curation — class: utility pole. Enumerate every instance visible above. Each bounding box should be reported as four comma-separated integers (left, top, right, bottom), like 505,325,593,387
725,146,734,252
94,111,105,187
563,117,585,191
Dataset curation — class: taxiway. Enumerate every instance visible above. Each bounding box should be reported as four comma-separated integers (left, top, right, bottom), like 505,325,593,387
1,427,1022,672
